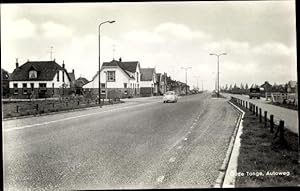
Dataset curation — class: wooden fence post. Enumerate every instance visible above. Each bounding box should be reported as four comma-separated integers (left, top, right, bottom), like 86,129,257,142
279,120,285,143
255,106,258,117
16,105,19,113
270,115,274,133
36,104,39,111
264,111,267,128
53,103,55,108
259,108,262,122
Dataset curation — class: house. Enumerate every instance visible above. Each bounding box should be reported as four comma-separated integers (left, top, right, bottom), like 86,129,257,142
158,72,168,95
83,58,141,98
8,60,72,98
68,69,76,94
260,81,272,92
1,68,10,97
74,77,89,95
140,68,157,97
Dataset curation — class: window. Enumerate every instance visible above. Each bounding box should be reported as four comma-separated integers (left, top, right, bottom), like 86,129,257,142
13,83,18,94
39,83,47,89
107,71,115,82
124,83,127,88
136,72,139,82
62,71,65,82
101,90,106,94
23,83,28,94
101,83,106,88
57,71,59,82
29,71,37,79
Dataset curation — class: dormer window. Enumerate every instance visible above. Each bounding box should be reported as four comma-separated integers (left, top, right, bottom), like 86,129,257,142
29,70,37,79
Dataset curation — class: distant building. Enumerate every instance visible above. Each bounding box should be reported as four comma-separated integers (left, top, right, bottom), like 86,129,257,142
140,68,157,97
8,60,71,98
74,77,89,95
83,58,141,98
1,68,10,97
287,81,297,93
260,81,272,92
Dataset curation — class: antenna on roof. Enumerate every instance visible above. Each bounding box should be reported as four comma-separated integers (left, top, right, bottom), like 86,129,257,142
48,46,54,61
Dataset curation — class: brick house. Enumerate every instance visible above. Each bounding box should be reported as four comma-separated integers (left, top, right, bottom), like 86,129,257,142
8,60,72,98
83,58,141,98
140,68,157,97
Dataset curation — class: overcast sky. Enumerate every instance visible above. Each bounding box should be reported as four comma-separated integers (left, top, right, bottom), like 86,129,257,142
1,1,297,90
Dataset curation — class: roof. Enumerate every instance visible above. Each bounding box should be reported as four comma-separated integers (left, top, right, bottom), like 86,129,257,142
102,59,140,79
140,68,155,81
1,68,9,80
68,72,76,82
9,61,71,81
75,77,89,87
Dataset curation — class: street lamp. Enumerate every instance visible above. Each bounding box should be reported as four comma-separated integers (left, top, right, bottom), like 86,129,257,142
209,52,227,97
98,20,115,106
181,67,192,95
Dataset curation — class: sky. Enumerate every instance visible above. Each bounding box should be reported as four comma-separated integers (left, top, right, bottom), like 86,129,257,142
1,1,297,90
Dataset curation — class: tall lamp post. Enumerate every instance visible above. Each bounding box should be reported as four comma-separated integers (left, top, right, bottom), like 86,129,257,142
181,67,192,95
98,20,115,106
209,52,227,97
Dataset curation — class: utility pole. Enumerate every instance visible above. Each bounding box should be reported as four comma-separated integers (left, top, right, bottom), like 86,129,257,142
209,53,227,97
181,67,192,95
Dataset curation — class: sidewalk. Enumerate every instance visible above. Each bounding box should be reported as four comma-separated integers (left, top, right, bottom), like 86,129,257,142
224,93,298,134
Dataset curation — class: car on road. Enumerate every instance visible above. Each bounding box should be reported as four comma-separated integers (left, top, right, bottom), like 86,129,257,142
163,91,178,103
249,88,261,99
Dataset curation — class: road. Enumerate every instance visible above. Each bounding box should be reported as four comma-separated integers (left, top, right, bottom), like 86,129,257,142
3,93,239,190
224,93,298,134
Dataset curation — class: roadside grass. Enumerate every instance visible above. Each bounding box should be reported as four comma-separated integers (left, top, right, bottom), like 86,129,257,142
2,98,124,119
234,106,299,187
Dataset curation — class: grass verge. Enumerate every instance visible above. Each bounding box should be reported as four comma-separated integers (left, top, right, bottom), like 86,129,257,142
231,100,299,187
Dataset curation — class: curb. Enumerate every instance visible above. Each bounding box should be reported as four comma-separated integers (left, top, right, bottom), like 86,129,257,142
214,100,245,188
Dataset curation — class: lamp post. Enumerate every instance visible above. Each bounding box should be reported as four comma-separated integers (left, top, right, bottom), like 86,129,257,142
209,52,227,97
181,67,192,95
98,20,115,106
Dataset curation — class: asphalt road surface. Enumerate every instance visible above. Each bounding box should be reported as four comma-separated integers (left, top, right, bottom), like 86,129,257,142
3,93,239,190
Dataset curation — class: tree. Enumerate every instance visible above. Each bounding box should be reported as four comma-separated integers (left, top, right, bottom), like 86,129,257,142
245,83,249,90
229,84,232,91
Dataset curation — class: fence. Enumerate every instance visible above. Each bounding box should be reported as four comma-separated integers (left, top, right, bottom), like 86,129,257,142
230,96,286,145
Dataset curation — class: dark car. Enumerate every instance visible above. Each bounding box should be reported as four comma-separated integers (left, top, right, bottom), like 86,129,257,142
249,88,260,99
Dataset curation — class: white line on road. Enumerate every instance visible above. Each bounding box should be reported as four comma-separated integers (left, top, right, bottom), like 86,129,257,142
177,145,183,150
4,101,161,132
157,175,165,183
169,157,176,163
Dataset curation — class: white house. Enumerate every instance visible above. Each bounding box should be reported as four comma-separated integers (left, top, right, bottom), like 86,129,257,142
140,68,157,96
83,58,141,98
8,60,72,98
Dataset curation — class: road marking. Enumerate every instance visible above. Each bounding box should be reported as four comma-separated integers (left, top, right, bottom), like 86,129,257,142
169,157,176,163
177,145,182,150
157,175,165,183
4,101,161,132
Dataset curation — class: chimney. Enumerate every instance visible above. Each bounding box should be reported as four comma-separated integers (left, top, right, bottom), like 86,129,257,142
16,58,19,69
62,60,65,68
119,57,122,62
72,69,74,74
